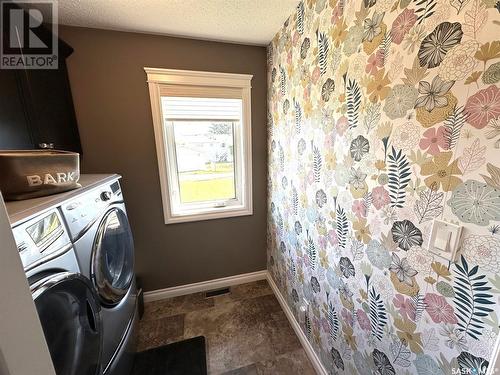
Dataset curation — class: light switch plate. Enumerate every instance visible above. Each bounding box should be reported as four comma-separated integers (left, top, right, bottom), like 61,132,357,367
428,219,462,262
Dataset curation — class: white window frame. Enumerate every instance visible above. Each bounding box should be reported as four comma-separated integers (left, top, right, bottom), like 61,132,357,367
145,68,253,224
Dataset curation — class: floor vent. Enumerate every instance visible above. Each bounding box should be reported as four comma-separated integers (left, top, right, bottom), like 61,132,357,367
204,287,231,298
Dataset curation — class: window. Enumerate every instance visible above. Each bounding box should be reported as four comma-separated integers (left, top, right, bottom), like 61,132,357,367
145,68,253,224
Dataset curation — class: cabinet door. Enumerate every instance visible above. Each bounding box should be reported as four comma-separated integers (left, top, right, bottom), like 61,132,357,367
0,69,33,149
20,62,82,153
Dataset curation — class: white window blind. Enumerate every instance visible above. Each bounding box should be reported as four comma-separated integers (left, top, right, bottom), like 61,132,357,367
162,97,242,120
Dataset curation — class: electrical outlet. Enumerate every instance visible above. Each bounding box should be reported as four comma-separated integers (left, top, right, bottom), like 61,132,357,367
298,298,310,324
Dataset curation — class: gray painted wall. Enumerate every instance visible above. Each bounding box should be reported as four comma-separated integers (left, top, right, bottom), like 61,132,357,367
59,26,268,291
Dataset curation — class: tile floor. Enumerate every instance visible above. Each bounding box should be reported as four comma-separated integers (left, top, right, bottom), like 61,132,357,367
137,279,316,374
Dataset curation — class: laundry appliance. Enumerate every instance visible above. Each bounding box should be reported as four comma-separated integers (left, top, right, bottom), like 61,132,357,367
10,206,103,375
7,174,138,375
60,174,138,375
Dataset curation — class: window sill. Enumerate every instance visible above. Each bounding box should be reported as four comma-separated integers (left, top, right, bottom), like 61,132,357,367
165,206,253,224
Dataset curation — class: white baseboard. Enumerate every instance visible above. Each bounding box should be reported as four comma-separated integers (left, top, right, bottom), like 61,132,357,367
143,270,268,302
266,274,328,375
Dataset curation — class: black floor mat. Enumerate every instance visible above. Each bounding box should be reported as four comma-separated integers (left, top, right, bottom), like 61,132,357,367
132,336,207,375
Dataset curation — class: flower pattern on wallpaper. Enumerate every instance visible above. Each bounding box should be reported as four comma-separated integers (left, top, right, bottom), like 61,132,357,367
267,0,500,373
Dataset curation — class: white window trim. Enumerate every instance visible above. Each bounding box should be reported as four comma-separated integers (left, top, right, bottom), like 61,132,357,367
145,68,253,224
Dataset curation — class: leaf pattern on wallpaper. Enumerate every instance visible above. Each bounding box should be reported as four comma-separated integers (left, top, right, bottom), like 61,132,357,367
463,0,488,38
388,147,411,208
414,188,444,223
450,0,471,14
411,293,426,322
306,230,318,271
465,71,482,85
481,163,500,189
289,257,297,280
292,184,299,215
414,354,444,375
484,311,500,334
267,0,500,372
331,347,345,370
369,286,388,341
453,255,495,340
326,292,340,342
390,337,412,367
458,138,486,175
421,329,440,351
457,352,489,375
294,98,302,134
305,312,312,339
437,355,460,375
317,30,329,76
296,2,305,35
312,143,322,182
414,0,437,23
363,102,381,132
355,3,370,25
351,240,364,261
283,99,290,115
321,78,335,102
363,192,373,212
280,241,287,254
340,257,356,277
279,66,286,96
278,143,284,171
475,41,500,67
378,32,392,66
347,79,361,129
277,211,284,233
485,118,500,140
402,58,429,86
443,105,467,150
300,37,310,59
336,207,348,249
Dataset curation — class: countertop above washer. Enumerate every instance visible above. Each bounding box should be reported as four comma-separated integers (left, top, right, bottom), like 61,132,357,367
6,174,120,226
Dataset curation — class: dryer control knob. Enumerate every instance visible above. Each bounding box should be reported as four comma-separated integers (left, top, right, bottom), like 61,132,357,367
101,191,112,201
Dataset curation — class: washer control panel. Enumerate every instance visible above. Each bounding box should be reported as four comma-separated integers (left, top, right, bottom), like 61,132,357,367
62,180,122,240
12,209,71,270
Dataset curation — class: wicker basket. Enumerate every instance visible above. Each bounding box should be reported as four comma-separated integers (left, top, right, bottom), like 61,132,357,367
0,150,80,201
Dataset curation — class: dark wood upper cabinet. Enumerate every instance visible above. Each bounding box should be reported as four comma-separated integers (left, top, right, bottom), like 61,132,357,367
0,68,33,149
0,9,82,153
16,59,82,153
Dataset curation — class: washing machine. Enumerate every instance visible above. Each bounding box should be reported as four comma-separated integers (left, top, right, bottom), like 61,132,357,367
60,176,137,375
11,207,103,375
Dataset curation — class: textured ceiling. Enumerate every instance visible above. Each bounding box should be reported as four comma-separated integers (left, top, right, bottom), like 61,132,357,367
48,0,300,45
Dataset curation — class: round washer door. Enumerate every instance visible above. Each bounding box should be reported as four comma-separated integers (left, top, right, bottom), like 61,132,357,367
91,207,135,306
32,272,102,375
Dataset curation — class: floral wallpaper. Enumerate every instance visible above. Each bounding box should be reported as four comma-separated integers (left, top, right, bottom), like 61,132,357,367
266,0,500,373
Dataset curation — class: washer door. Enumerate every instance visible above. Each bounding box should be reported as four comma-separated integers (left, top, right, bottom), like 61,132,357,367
91,207,134,306
31,272,102,375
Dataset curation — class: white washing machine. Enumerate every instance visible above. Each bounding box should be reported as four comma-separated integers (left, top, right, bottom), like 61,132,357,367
10,207,103,375
60,175,137,375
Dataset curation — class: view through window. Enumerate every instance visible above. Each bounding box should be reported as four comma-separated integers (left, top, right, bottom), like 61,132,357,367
161,96,244,214
172,120,236,203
